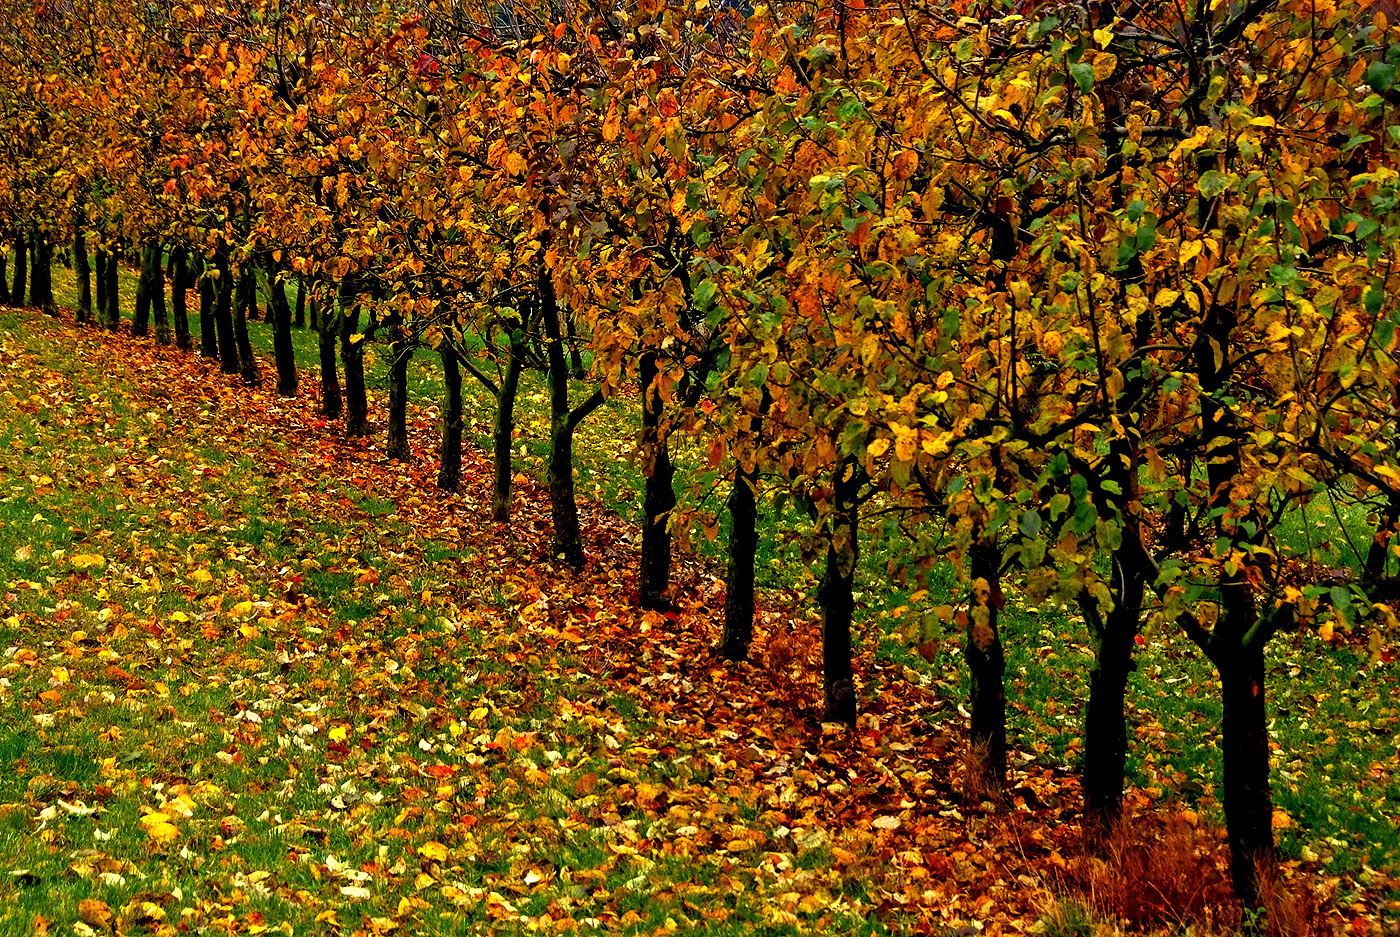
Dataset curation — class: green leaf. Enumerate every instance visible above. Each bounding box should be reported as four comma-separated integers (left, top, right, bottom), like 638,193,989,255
693,279,718,311
1197,170,1230,198
1367,61,1395,92
1069,61,1095,95
1019,510,1042,538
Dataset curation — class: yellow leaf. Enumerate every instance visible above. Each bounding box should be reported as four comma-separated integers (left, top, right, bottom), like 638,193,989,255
71,554,105,569
328,725,349,743
230,601,254,617
504,151,527,175
419,841,449,861
866,438,890,459
190,569,213,583
168,611,190,622
469,706,489,723
144,820,181,844
50,667,70,685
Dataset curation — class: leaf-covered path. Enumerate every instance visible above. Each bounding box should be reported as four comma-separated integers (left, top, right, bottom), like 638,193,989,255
0,310,1390,936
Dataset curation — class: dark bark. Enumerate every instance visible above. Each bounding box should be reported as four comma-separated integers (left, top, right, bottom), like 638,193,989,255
541,268,603,567
104,242,120,329
199,256,219,359
491,335,524,521
438,342,463,491
1216,646,1275,905
214,248,240,375
0,250,9,305
233,266,260,386
29,231,54,315
387,322,411,459
817,460,861,726
170,247,191,350
73,225,92,324
132,241,152,337
294,279,306,328
94,250,109,328
966,540,1007,795
263,255,297,396
1083,604,1138,835
720,463,759,661
11,230,27,306
638,351,677,609
315,292,342,418
1365,494,1400,582
339,278,369,435
148,242,169,344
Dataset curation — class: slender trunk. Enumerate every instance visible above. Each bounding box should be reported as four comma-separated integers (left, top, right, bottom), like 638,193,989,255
199,256,219,359
339,279,369,435
73,225,92,324
240,268,260,322
438,343,463,491
170,247,191,350
720,463,759,661
542,269,594,567
1365,495,1400,581
1083,606,1137,835
638,351,677,609
104,242,120,328
94,250,109,327
214,248,239,375
1216,645,1275,905
263,256,297,396
966,540,1007,795
132,240,152,337
387,322,411,459
817,460,860,726
234,266,260,386
491,337,524,520
317,292,342,418
0,250,9,305
148,242,169,344
29,231,54,315
294,279,306,328
12,230,27,306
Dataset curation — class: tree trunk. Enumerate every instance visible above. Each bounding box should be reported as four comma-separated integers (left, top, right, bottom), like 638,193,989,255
199,256,219,359
720,464,759,661
1083,607,1137,835
638,351,676,609
263,255,297,396
1217,645,1276,905
148,241,169,344
104,242,121,328
234,266,260,386
214,248,239,375
0,250,9,305
170,247,191,350
132,241,152,337
339,279,369,436
817,460,861,726
387,322,411,459
966,540,1007,796
12,230,27,306
491,336,524,521
541,268,600,567
73,225,92,324
294,279,306,328
438,342,463,491
29,231,54,315
317,291,342,418
94,249,109,328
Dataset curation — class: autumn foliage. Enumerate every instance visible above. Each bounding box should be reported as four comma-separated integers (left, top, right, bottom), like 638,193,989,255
2,0,1399,927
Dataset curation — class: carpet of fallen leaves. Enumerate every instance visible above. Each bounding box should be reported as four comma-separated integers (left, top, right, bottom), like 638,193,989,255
0,307,1395,937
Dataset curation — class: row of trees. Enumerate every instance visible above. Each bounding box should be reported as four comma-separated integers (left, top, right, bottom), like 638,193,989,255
3,0,1398,906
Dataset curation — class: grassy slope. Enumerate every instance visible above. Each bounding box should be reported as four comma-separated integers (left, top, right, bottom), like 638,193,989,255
0,268,1396,934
